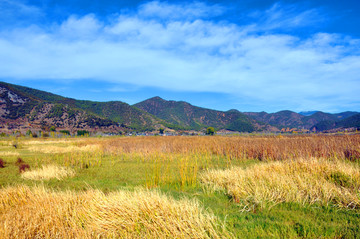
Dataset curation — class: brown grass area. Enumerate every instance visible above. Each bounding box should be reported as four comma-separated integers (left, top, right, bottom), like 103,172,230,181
96,135,360,161
200,158,360,209
0,186,226,238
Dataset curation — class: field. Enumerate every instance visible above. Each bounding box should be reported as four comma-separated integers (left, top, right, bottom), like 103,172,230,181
1,134,360,238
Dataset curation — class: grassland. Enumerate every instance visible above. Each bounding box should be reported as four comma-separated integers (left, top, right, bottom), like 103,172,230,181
0,134,360,238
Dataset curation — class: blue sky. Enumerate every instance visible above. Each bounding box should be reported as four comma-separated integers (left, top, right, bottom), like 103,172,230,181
1,0,359,113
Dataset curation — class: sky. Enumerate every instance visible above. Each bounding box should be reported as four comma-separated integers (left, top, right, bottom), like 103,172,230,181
0,0,360,113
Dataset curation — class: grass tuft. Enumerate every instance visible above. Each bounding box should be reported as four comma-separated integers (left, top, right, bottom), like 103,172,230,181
200,158,360,209
21,165,76,180
0,185,227,238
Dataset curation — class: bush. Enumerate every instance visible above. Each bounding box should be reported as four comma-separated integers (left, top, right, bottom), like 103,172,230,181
77,130,89,136
0,158,5,168
60,130,70,135
19,164,30,173
15,157,24,165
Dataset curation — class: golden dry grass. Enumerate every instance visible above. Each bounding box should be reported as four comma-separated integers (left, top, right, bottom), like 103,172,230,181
28,144,101,154
21,165,76,180
21,139,85,145
0,151,20,156
200,158,360,209
0,185,226,238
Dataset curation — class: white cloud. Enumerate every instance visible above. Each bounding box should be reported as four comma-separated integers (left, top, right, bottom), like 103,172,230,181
58,14,102,40
0,1,359,112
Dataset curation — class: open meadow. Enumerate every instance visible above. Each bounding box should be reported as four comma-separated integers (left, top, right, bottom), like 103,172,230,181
0,134,360,238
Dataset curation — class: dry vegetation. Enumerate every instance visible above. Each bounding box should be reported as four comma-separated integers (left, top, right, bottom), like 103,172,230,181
21,165,75,180
28,144,101,154
95,135,360,161
0,185,225,238
1,134,360,238
200,158,360,209
0,151,20,156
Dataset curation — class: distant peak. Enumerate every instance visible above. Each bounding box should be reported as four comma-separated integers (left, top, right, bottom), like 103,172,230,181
299,111,320,116
149,96,165,101
227,109,240,113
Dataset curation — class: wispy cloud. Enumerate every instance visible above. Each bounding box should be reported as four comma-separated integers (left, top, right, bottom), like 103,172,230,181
0,0,42,26
248,3,326,31
0,1,359,112
138,1,226,20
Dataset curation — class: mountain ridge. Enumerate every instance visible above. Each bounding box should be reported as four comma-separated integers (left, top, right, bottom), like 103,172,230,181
1,81,359,134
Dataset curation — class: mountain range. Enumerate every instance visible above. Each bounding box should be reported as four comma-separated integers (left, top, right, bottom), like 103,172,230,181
1,81,359,134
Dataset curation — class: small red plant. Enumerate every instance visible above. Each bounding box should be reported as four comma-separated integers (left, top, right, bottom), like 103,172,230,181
0,158,5,168
15,157,24,165
19,164,30,173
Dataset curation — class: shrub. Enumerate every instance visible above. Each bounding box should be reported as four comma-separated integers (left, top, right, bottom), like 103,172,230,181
77,130,89,136
15,157,24,165
0,158,5,168
60,130,70,135
19,164,30,173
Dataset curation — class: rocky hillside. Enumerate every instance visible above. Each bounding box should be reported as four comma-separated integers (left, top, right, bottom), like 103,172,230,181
0,82,158,133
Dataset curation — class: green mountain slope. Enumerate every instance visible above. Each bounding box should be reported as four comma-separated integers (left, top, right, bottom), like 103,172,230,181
134,96,259,132
244,110,358,130
312,113,360,131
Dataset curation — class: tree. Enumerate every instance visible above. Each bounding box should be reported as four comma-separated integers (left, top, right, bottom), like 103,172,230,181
206,127,215,135
60,130,70,135
159,128,164,134
50,126,56,132
26,130,32,136
77,130,89,136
